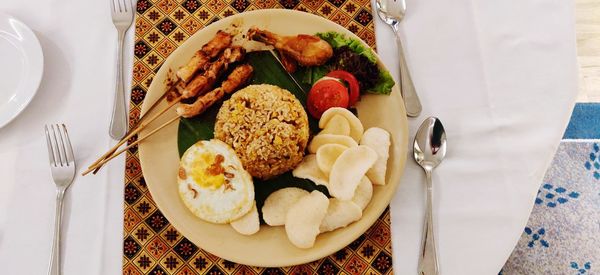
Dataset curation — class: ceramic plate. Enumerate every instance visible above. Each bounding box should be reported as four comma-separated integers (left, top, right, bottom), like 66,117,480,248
0,13,43,128
139,9,408,267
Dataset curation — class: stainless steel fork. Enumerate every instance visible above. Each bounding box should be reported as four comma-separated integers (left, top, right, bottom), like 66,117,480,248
109,0,134,139
45,124,76,275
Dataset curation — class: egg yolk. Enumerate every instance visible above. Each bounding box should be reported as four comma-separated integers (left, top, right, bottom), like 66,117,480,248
191,153,225,189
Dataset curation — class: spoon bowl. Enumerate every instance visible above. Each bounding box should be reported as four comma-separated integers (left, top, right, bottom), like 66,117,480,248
414,117,447,170
375,0,406,27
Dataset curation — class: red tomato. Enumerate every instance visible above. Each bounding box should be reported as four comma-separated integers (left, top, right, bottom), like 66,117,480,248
307,79,349,119
326,70,360,106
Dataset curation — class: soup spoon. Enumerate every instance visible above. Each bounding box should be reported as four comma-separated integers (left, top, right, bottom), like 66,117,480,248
413,117,447,275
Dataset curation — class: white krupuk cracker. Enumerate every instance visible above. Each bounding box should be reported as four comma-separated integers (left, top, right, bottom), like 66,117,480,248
285,191,329,249
319,198,362,232
292,154,329,187
319,107,364,142
308,134,357,154
352,177,373,210
329,145,377,200
230,203,260,235
316,144,348,175
360,127,391,185
320,114,350,136
262,187,309,226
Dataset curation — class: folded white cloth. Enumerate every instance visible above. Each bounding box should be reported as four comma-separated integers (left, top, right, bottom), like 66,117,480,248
376,0,578,274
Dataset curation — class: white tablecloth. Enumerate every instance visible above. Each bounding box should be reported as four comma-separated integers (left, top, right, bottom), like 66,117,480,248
0,0,577,274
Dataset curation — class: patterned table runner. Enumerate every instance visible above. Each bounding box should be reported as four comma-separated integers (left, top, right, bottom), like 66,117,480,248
123,1,393,274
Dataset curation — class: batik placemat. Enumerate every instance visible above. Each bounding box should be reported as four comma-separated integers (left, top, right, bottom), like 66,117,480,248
123,1,393,274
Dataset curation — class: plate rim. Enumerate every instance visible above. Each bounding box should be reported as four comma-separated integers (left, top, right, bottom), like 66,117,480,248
139,9,408,267
0,12,44,129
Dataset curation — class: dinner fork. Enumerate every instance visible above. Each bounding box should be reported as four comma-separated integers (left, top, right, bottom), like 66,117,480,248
109,0,134,139
45,124,76,275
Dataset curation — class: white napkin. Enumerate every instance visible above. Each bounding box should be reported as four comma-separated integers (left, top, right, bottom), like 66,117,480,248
373,0,578,273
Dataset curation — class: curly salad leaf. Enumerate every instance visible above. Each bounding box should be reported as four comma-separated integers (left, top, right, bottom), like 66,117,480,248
317,31,377,63
312,31,395,95
373,70,395,95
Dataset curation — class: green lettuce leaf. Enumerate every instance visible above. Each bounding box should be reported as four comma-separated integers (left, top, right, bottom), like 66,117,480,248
316,31,377,63
370,69,396,95
316,31,348,48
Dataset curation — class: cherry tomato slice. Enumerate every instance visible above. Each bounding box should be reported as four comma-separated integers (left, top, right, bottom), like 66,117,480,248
307,79,349,119
326,70,360,106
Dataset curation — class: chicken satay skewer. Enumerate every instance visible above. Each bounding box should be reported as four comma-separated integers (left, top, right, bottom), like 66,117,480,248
125,31,233,130
85,64,254,175
118,46,244,152
181,46,245,99
88,46,241,171
177,64,254,117
177,30,233,82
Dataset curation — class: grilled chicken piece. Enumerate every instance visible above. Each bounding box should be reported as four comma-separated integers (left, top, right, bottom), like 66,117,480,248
278,50,297,73
166,89,181,103
181,46,246,99
177,64,254,118
176,31,233,83
177,53,210,83
247,27,333,66
202,30,234,57
164,80,186,102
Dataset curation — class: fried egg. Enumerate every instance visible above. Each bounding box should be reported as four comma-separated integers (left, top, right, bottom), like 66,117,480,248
178,139,254,224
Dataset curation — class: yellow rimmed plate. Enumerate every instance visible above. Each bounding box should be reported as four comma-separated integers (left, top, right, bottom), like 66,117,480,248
139,9,408,267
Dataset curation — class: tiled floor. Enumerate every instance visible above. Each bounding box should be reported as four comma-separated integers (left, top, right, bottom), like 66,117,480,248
576,0,600,102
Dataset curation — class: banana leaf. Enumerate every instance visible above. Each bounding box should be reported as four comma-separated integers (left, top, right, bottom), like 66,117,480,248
177,50,326,221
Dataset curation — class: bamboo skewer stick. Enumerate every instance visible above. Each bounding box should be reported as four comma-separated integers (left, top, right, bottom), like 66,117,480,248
127,81,180,133
83,115,181,176
91,79,184,169
133,90,169,129
90,94,182,174
87,96,182,170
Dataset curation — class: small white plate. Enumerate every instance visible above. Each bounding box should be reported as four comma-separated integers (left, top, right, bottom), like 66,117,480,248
0,13,43,128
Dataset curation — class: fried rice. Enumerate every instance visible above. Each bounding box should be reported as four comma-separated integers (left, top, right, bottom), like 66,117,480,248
214,84,309,180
